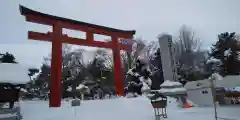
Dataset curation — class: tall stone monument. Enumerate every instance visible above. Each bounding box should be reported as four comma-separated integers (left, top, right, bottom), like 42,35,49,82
158,34,176,81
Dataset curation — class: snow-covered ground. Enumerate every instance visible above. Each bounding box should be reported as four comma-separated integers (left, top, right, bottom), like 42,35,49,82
20,96,240,120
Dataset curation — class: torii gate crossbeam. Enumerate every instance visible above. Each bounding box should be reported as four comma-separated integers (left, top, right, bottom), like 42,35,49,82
19,5,135,107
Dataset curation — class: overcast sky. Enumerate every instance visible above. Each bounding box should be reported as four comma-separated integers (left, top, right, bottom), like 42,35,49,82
0,0,240,68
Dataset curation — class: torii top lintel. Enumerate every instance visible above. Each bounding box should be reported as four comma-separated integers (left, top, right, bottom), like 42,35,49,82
19,5,135,38
19,5,135,107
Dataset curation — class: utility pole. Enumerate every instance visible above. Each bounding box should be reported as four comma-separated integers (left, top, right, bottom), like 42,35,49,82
210,73,218,120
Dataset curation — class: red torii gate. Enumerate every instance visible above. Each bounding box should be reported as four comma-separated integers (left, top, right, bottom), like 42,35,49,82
19,5,135,107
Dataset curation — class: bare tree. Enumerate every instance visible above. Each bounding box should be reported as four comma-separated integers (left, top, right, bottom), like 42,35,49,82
174,25,202,69
126,37,147,68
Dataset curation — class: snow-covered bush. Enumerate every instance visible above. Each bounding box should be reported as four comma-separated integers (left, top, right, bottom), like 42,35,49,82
125,57,152,97
76,84,90,100
209,32,240,76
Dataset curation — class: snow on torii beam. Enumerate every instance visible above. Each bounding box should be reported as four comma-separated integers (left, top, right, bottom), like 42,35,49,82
19,5,135,107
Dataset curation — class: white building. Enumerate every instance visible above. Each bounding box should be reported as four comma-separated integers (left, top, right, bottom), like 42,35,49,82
0,63,29,120
185,75,240,106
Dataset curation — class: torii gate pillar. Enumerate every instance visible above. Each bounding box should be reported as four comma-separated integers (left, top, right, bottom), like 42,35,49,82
19,5,135,107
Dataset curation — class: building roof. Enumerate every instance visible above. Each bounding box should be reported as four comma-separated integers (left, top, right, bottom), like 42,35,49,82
0,63,29,84
19,5,136,35
185,79,211,90
216,75,240,88
185,75,240,90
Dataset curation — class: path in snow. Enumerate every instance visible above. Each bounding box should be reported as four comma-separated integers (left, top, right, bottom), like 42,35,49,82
20,96,240,120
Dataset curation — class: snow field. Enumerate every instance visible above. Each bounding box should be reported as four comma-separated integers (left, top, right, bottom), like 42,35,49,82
20,96,240,120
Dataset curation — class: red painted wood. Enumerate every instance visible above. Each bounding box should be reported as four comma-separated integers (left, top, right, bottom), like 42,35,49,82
86,31,94,41
62,22,133,38
22,7,135,107
62,35,113,48
26,14,54,25
112,36,124,96
28,31,131,50
49,23,62,107
28,31,52,40
25,14,133,38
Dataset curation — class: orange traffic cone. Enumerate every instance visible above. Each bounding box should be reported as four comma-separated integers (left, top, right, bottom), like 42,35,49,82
185,103,191,108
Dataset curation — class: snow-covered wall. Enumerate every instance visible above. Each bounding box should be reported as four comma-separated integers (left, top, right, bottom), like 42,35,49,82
216,75,240,88
0,63,29,84
185,75,240,106
185,75,240,90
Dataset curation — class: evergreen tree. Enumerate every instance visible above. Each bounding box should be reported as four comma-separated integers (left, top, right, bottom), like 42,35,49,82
210,32,240,76
28,68,39,78
0,52,17,63
150,48,164,89
25,64,50,99
125,58,152,97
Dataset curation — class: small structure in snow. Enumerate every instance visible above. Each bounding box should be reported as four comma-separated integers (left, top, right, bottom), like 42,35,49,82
160,80,183,88
158,80,187,108
158,88,187,95
0,63,29,84
185,75,240,106
159,80,186,96
0,63,29,120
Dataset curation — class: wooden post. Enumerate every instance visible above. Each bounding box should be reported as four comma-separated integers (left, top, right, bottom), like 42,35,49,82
87,31,94,41
210,74,218,120
50,22,63,107
20,5,136,106
112,36,124,96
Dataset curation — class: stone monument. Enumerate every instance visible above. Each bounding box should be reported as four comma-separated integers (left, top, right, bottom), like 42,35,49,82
158,34,176,81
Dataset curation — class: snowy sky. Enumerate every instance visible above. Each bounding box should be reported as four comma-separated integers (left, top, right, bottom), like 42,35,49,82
0,0,240,68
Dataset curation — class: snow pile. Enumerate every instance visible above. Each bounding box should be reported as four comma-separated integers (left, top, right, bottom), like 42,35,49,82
225,87,240,92
159,80,186,96
211,73,223,81
76,84,88,90
126,68,139,76
20,96,240,120
21,96,154,120
67,86,72,92
234,87,240,91
139,77,152,92
76,84,90,98
159,88,187,94
0,63,29,84
20,88,27,92
160,80,182,88
215,75,240,88
224,48,232,57
206,57,221,64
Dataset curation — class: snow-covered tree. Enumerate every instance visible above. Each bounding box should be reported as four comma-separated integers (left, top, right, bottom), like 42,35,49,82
149,48,164,89
125,57,152,97
210,32,240,76
0,52,17,63
173,25,208,81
